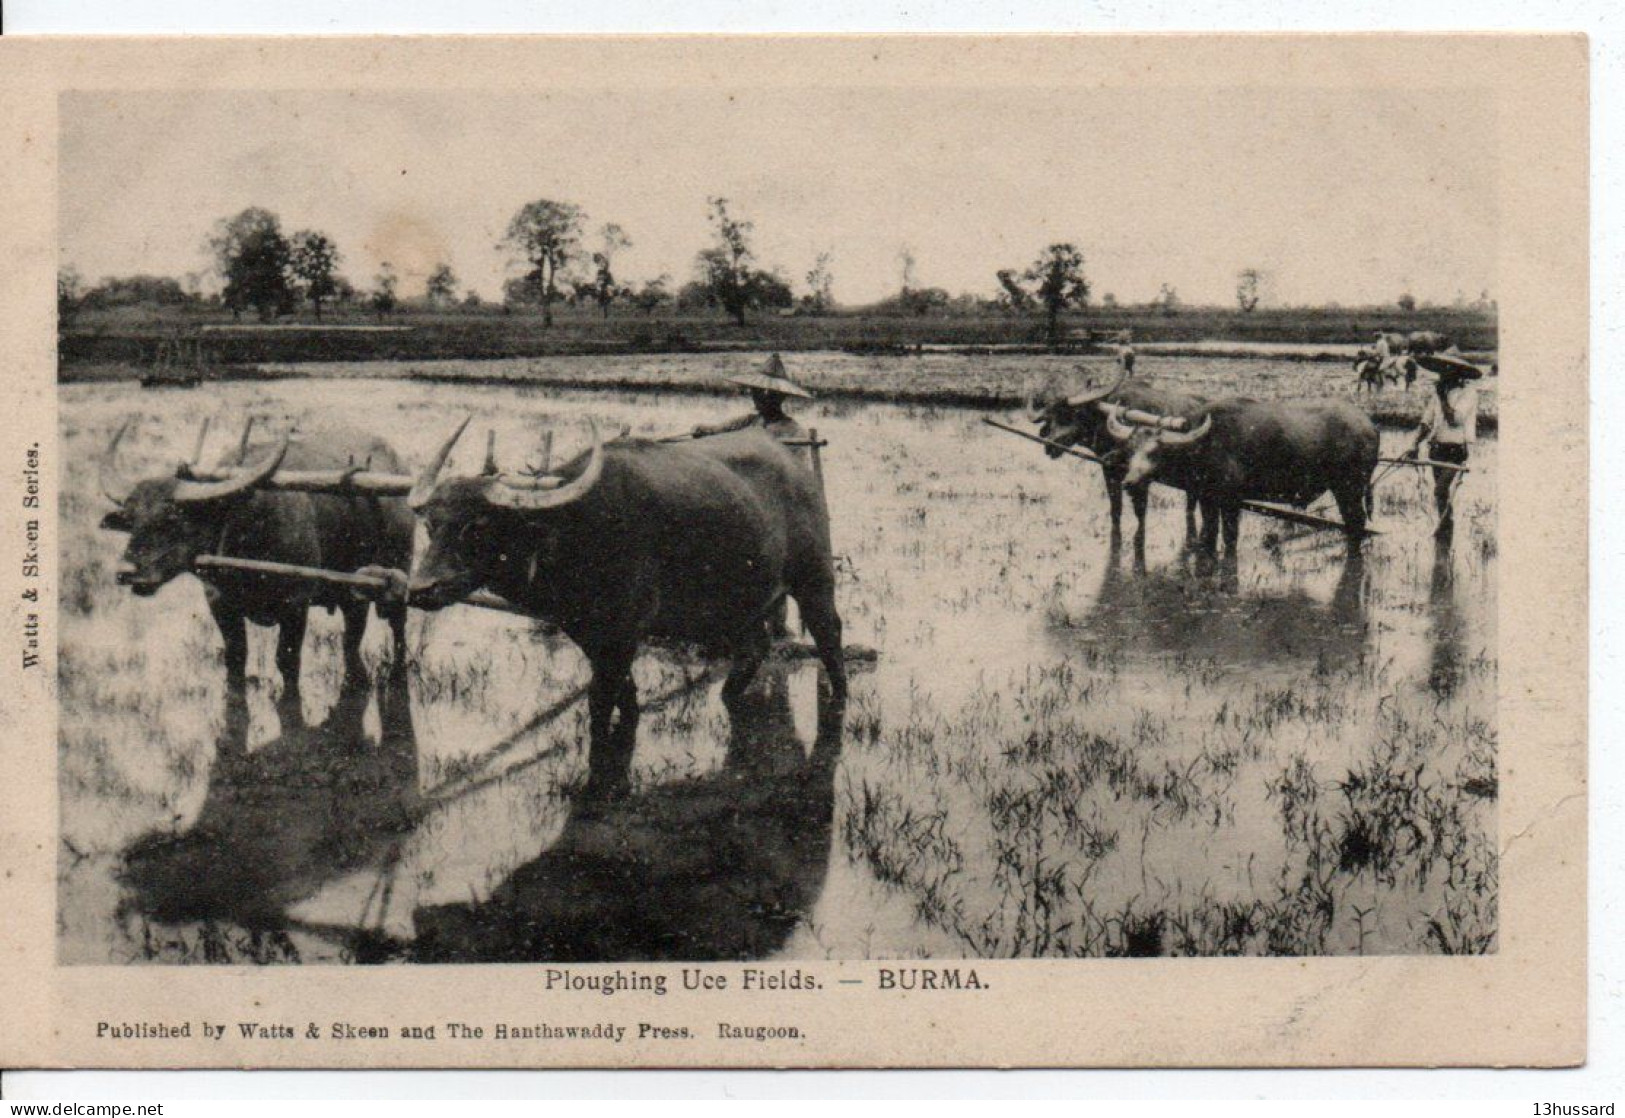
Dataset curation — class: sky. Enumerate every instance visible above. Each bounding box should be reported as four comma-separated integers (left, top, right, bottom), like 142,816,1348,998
59,87,1497,308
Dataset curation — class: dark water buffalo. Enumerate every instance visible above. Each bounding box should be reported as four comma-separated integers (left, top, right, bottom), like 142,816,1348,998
1405,330,1454,356
1106,397,1379,557
405,417,846,799
99,421,415,717
1027,370,1205,543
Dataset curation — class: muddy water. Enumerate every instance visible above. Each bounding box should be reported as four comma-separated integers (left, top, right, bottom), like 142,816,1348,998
58,373,1496,961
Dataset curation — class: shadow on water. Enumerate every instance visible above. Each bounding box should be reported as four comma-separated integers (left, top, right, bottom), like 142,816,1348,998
117,672,420,938
1427,543,1466,699
410,664,844,963
1048,541,1369,671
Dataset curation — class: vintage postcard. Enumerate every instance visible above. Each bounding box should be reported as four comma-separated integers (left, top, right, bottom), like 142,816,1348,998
0,35,1587,1068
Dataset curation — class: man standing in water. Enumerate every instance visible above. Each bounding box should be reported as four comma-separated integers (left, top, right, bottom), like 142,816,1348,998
691,353,814,442
1404,351,1484,543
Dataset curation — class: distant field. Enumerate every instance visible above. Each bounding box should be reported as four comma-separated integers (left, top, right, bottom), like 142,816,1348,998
60,304,1497,370
214,351,1497,431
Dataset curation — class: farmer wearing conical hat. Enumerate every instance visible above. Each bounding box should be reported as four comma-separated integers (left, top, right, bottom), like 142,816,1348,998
690,354,818,639
691,353,814,442
1403,351,1485,543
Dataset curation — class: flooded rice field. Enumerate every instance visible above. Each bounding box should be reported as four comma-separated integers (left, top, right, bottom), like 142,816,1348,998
58,368,1497,962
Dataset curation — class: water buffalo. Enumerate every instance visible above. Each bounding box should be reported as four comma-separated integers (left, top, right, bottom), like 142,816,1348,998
1352,347,1414,392
98,421,415,717
1027,370,1204,544
405,417,846,800
1405,330,1454,356
1105,397,1379,558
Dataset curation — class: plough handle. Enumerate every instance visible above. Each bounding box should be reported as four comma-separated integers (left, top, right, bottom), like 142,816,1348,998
1378,456,1470,474
982,416,1104,465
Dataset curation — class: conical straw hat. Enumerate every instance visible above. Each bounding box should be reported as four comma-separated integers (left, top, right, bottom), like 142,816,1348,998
725,354,814,399
1413,352,1485,380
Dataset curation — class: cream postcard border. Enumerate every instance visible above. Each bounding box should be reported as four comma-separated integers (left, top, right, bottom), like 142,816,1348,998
0,34,1588,1069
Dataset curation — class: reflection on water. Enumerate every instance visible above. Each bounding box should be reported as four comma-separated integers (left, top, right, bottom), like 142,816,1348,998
118,673,418,948
1046,542,1368,671
1428,546,1466,699
413,666,843,962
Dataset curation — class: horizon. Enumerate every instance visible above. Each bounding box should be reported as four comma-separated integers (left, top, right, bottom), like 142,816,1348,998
60,87,1497,309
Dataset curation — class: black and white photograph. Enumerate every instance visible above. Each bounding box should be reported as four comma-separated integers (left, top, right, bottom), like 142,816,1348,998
49,76,1508,970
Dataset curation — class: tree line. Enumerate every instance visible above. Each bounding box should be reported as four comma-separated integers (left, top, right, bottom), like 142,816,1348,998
57,195,1494,333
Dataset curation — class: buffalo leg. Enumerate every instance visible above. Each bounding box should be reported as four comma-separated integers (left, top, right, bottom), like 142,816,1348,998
1105,472,1125,539
797,584,848,716
584,648,638,800
1334,482,1370,548
209,600,250,759
1128,482,1151,547
1221,504,1242,558
209,598,249,696
723,622,771,711
1198,497,1221,557
339,600,371,685
274,606,308,726
381,602,409,678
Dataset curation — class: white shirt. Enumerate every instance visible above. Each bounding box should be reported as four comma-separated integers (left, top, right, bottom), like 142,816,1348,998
1420,383,1479,446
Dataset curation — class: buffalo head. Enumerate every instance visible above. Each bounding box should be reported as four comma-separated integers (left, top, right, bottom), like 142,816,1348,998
1103,404,1213,488
98,418,289,596
1027,369,1127,458
406,416,604,609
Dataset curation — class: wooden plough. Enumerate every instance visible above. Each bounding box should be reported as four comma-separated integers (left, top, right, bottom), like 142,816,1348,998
192,555,534,619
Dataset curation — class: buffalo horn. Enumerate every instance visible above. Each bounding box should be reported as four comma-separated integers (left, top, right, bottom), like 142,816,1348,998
1156,413,1213,446
485,419,605,511
99,419,136,506
172,435,289,502
1102,404,1138,442
1066,368,1128,408
482,429,498,476
409,415,474,510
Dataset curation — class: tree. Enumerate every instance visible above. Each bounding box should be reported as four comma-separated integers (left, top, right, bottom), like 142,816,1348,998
805,251,835,313
425,262,459,306
996,244,1089,342
899,286,950,316
995,269,1033,313
462,288,483,309
503,199,586,327
57,267,83,333
898,246,919,294
1155,283,1181,317
1235,268,1263,313
633,274,672,316
208,207,293,322
370,263,399,322
676,279,714,312
696,196,771,326
289,230,341,320
503,270,547,313
589,224,632,320
80,275,190,309
1025,243,1090,344
753,271,795,311
1397,292,1417,313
